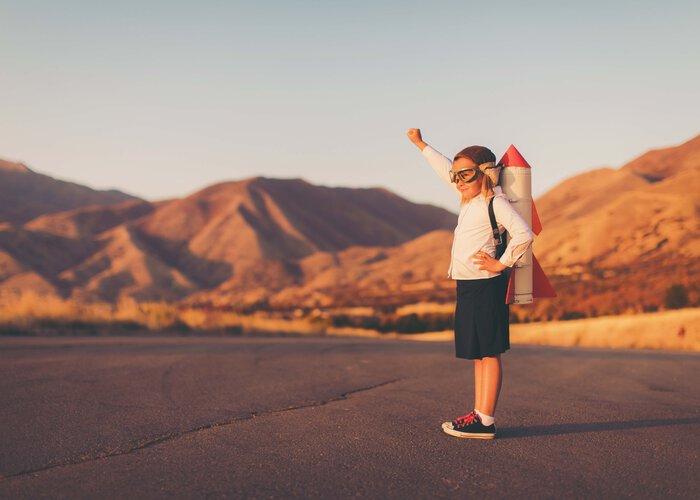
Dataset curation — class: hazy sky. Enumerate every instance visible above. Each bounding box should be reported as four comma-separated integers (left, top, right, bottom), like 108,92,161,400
1,0,698,212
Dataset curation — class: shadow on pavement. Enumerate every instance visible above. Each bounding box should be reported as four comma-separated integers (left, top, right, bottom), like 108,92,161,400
499,417,700,439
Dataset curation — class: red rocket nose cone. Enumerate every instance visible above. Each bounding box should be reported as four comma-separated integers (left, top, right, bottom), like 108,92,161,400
498,144,531,168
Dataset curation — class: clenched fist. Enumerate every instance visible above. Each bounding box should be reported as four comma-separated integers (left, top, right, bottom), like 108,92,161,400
407,128,428,151
406,128,422,143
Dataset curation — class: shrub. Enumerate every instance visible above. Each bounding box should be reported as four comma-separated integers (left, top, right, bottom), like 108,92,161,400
394,313,424,333
665,284,689,310
559,310,587,321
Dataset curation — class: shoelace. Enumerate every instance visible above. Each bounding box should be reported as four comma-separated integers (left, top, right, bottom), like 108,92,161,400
452,411,477,427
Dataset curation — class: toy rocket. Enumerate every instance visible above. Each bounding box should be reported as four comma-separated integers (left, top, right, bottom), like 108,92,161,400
498,145,556,304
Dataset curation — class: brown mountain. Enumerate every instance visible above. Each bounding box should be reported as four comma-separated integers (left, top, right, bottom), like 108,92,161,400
0,175,456,303
0,158,141,225
196,133,700,318
188,227,457,311
524,134,700,318
535,134,700,266
1,134,697,321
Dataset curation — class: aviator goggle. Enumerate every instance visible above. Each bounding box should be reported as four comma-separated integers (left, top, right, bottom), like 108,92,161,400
449,162,499,184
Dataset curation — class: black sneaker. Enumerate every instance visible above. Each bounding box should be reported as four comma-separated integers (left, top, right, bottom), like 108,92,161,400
442,411,496,439
440,410,477,435
442,410,477,429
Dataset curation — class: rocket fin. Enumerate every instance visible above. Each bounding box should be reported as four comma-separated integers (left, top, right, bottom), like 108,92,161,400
505,269,516,304
531,201,542,235
532,255,557,298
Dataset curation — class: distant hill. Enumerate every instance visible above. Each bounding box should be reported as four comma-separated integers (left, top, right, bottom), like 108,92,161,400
1,134,698,321
204,133,700,317
534,134,700,267
187,134,700,318
525,134,700,318
0,158,141,225
0,174,456,303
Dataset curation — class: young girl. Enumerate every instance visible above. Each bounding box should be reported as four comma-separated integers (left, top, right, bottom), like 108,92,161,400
406,128,534,439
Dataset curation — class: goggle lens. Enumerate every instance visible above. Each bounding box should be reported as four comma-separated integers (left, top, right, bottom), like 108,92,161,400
450,168,479,184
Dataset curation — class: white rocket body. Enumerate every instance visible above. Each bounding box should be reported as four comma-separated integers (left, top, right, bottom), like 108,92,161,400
499,167,534,304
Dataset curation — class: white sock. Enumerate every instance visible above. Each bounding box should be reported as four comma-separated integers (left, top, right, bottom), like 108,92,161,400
475,409,495,426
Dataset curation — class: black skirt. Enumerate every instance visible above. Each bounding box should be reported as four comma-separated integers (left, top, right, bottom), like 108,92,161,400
453,273,510,359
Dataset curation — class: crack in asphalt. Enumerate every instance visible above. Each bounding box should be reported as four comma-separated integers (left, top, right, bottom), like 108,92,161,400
0,377,402,481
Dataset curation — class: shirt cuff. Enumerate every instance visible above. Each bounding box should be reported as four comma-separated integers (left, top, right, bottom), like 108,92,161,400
498,256,513,268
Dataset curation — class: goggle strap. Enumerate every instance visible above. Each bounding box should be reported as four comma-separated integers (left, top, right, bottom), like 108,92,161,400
478,162,497,171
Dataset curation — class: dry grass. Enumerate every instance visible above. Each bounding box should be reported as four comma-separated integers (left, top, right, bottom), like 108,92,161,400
508,307,700,351
383,307,700,352
0,291,329,334
0,292,211,331
1,291,698,352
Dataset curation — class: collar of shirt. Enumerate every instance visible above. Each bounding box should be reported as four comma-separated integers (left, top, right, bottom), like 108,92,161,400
461,185,504,207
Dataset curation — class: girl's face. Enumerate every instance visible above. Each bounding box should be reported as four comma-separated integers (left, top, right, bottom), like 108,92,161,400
453,157,482,199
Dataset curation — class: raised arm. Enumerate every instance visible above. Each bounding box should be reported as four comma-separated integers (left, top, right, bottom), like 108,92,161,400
406,128,461,198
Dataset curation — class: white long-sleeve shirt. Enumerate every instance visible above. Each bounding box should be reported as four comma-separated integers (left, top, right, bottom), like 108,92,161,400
422,145,534,280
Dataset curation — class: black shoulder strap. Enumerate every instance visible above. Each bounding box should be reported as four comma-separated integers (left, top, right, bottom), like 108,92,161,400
488,197,507,259
488,196,502,245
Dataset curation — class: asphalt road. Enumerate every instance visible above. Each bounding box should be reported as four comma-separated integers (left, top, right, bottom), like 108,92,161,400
0,335,698,499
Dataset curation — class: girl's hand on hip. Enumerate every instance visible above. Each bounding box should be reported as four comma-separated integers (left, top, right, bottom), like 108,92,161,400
472,250,507,272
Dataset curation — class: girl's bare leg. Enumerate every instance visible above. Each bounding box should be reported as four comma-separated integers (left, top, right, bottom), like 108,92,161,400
477,354,502,416
473,359,483,410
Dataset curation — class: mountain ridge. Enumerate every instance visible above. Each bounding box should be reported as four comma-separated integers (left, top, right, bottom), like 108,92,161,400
0,158,142,225
1,132,697,319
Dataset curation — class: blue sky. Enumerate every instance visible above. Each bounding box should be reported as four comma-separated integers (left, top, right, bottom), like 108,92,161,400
1,0,698,212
